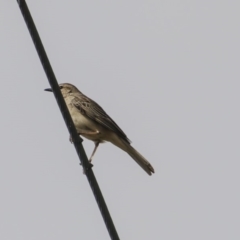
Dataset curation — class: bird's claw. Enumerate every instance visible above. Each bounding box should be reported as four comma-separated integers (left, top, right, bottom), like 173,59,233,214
79,162,93,175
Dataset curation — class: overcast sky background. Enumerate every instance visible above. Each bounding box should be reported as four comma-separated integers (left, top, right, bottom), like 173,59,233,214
1,1,239,239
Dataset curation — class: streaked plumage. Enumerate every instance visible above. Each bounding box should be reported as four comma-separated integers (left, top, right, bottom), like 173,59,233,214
45,83,154,175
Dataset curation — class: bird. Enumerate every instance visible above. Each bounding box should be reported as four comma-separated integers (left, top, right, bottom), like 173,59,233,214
45,83,154,175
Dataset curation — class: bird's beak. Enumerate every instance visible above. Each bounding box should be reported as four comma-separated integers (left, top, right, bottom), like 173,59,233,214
44,88,53,92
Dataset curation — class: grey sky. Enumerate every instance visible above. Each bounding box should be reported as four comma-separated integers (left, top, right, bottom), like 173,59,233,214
1,1,239,239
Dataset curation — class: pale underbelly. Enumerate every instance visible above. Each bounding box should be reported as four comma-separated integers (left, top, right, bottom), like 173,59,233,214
71,111,109,142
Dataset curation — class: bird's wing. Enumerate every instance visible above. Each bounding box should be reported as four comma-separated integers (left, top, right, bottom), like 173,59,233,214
71,94,131,144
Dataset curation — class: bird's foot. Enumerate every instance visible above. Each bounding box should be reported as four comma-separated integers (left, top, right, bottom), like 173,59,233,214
79,162,93,175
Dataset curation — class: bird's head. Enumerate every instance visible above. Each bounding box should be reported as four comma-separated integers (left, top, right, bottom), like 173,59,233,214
44,83,81,97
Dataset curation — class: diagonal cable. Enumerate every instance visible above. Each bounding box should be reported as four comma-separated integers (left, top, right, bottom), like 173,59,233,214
16,1,120,239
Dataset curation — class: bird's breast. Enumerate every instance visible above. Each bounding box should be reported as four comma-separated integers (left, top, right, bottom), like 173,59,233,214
66,102,108,142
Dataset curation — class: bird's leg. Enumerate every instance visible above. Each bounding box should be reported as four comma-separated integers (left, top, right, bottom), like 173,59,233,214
69,129,99,143
89,142,100,163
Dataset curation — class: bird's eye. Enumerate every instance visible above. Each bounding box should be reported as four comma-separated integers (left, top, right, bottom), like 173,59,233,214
59,86,63,89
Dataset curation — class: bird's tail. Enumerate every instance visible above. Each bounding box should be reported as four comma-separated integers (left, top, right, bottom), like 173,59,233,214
125,143,155,175
110,134,155,175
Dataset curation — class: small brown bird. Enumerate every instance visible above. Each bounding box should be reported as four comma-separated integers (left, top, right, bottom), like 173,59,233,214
45,83,154,175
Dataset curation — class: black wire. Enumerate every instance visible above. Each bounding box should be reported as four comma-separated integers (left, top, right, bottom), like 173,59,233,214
16,1,120,239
